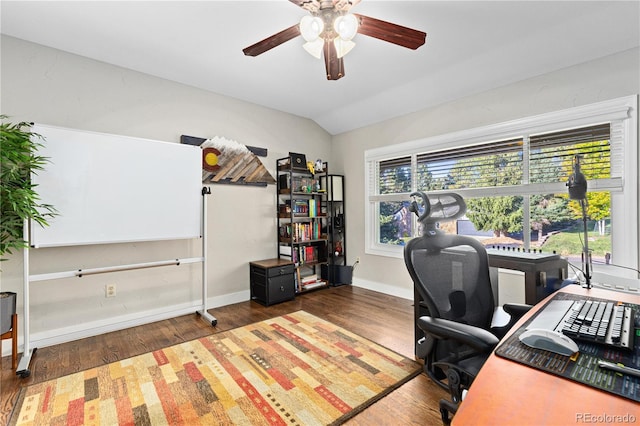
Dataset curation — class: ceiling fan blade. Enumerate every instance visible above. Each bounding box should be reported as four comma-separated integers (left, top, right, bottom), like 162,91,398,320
354,14,426,50
242,24,301,57
323,40,345,80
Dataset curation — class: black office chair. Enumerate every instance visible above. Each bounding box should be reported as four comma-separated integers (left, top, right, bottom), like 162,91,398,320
404,192,530,425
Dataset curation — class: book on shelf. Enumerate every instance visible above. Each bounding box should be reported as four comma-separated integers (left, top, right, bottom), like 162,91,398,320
309,199,318,217
285,223,320,242
293,199,308,215
301,281,325,291
282,223,321,242
301,274,317,284
305,246,315,262
279,224,291,239
284,245,320,265
281,200,321,218
293,268,322,292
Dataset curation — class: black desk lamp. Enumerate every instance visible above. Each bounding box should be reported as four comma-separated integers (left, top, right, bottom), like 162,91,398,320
567,155,591,289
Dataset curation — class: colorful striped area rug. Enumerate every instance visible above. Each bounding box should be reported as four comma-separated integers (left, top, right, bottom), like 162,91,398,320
10,311,421,425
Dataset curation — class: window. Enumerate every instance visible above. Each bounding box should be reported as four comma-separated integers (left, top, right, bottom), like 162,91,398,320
378,157,413,244
365,96,638,273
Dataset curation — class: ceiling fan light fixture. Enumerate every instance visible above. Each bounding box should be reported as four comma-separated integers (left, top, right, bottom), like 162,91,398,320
334,14,358,41
243,2,426,81
334,38,355,58
300,16,324,42
303,39,324,59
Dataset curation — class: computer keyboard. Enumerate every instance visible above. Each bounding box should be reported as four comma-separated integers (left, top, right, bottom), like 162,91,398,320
556,300,635,350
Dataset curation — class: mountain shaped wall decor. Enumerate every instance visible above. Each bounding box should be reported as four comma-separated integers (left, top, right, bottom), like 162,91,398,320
180,135,275,186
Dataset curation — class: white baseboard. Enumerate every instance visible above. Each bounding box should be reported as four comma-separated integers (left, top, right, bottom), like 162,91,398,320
1,290,250,357
2,281,414,358
351,278,413,301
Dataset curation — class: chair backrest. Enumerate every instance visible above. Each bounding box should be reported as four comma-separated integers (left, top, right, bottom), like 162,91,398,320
404,192,495,329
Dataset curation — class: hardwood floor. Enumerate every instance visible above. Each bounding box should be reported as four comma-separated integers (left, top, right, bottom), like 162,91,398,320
1,286,448,425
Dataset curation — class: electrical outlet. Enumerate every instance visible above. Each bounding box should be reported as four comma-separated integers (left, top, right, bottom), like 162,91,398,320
356,257,360,264
105,284,116,298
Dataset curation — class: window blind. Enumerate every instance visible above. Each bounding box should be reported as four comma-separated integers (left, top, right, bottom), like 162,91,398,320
529,123,611,184
379,156,411,194
416,139,523,190
375,124,612,196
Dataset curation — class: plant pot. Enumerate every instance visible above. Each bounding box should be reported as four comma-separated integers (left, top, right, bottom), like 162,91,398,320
1,292,17,334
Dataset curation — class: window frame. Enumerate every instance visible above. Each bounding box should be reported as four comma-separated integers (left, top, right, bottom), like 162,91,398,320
364,96,638,274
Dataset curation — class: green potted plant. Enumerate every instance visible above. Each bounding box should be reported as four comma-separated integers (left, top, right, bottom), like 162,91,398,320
0,115,56,260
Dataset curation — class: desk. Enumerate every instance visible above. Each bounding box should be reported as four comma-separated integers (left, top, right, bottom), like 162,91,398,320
452,285,639,426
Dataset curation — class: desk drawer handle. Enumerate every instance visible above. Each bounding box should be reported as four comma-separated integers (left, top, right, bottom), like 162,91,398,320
279,286,285,292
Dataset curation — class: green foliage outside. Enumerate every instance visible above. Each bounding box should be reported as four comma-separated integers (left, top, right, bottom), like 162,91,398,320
445,150,524,236
466,196,523,237
530,194,573,240
541,222,612,259
560,141,611,235
379,201,405,245
0,116,57,259
378,163,412,245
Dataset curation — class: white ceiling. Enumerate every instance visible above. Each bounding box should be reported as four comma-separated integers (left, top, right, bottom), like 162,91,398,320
1,1,639,135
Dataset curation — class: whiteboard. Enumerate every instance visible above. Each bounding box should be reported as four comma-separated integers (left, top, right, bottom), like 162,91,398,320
30,124,202,248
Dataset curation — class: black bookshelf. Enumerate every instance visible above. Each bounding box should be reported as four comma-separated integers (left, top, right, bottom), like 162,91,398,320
276,156,329,293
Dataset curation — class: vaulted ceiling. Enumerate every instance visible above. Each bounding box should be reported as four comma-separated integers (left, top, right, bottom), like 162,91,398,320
2,1,639,134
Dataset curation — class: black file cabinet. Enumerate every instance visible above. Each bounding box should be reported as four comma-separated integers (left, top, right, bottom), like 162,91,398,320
249,258,296,306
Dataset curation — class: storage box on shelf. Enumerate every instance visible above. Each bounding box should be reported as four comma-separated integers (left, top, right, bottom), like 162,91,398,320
277,156,329,293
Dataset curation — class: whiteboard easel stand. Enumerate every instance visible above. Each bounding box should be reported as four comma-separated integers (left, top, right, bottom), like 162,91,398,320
17,220,34,377
197,186,217,326
16,187,216,378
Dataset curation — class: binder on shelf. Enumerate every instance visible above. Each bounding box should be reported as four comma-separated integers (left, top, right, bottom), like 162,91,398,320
279,246,292,258
278,174,290,190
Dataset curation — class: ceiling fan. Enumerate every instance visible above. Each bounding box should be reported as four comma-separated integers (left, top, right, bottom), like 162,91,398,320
242,0,427,81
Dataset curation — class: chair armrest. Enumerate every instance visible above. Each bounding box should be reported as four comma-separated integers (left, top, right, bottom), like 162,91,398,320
490,303,533,338
502,303,532,321
417,316,500,353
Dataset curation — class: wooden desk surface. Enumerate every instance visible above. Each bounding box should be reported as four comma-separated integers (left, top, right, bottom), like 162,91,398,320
452,285,640,426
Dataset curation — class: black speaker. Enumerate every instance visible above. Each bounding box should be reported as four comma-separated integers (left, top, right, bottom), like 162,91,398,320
334,214,344,229
288,152,307,170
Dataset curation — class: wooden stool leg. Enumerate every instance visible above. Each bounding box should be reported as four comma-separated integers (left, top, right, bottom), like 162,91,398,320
11,313,18,370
